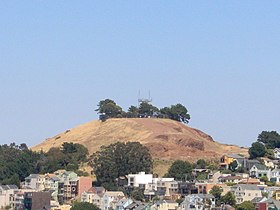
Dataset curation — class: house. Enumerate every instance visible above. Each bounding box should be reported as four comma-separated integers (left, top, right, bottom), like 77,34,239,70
23,191,51,210
152,200,178,210
102,191,125,210
177,182,197,195
274,148,280,159
239,177,262,185
0,185,19,209
270,169,280,183
155,179,179,198
233,184,262,204
249,164,271,179
218,176,242,184
81,187,105,207
125,201,150,210
196,183,225,194
220,154,247,169
243,159,261,171
23,174,45,191
275,190,280,201
116,198,133,210
260,157,278,168
127,172,153,188
180,194,215,210
77,176,92,196
256,198,280,210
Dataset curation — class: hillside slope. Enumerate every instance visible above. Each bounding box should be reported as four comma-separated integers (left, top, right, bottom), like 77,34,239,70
32,118,247,161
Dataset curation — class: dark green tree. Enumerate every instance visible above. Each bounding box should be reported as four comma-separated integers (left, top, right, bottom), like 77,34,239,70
90,142,152,186
196,159,207,169
221,191,236,206
127,106,139,118
209,186,223,202
229,160,238,172
95,99,123,118
257,131,280,149
138,102,159,117
0,143,40,185
131,187,144,201
249,142,266,159
236,201,255,210
70,202,100,210
165,160,193,181
169,104,190,123
160,104,190,123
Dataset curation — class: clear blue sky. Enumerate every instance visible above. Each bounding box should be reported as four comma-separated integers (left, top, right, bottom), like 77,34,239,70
1,1,280,147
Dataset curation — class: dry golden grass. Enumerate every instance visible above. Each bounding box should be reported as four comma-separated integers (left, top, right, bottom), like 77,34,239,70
32,118,248,175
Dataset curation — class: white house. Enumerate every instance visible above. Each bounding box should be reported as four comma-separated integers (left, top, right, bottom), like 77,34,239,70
23,174,45,190
127,172,153,188
233,184,262,204
0,185,19,209
270,169,280,183
249,164,271,179
274,148,280,159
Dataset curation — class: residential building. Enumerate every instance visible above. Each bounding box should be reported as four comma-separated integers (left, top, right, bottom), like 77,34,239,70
220,154,245,169
270,169,280,183
260,157,278,169
275,190,280,201
249,164,271,179
196,183,225,194
0,185,18,209
102,191,125,210
127,172,153,188
116,198,133,210
233,184,262,204
23,191,51,210
180,194,215,210
77,176,92,196
152,200,178,210
218,176,242,183
274,148,280,159
23,174,45,191
177,182,197,195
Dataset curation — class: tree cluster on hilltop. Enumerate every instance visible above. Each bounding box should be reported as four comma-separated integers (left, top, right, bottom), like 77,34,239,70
95,99,190,123
249,130,280,159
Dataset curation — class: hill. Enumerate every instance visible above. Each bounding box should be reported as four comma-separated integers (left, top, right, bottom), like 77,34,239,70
32,118,247,163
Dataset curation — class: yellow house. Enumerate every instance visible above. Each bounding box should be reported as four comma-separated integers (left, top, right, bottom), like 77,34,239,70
220,154,244,169
275,190,280,201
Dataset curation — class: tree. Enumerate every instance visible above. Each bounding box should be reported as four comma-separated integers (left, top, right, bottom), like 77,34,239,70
70,202,100,210
131,188,144,201
257,131,280,149
127,106,139,118
229,160,238,172
169,104,190,123
160,104,190,123
221,191,236,206
249,142,266,159
196,159,207,169
90,142,152,186
209,186,223,201
166,160,193,181
95,99,123,118
138,102,159,117
236,201,255,210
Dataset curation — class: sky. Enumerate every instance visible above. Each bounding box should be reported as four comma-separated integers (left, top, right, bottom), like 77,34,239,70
1,1,280,147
